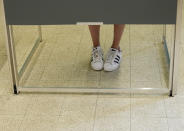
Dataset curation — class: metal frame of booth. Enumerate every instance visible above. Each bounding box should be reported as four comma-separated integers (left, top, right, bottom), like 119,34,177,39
1,0,183,96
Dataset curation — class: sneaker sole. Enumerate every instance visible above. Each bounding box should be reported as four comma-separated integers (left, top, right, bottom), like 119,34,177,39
104,65,120,72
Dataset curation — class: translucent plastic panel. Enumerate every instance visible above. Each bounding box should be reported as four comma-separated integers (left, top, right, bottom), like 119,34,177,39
15,25,173,93
12,26,39,73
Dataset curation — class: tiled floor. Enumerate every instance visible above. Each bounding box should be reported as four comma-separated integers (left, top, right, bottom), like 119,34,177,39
0,4,184,131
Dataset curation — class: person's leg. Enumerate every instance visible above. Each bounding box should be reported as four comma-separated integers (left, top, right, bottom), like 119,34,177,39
89,25,103,71
104,24,125,71
111,24,125,50
88,25,100,47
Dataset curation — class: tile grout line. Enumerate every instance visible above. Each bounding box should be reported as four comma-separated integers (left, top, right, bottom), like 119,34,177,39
58,95,67,123
163,96,170,131
92,95,99,131
16,95,38,130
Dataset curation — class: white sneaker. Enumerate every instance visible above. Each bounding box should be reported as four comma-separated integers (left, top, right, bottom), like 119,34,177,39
91,46,104,71
104,48,122,71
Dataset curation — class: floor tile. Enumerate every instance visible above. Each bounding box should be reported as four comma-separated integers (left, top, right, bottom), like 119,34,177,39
131,66,160,82
164,96,184,118
131,117,168,131
0,80,11,95
19,115,59,131
0,95,34,116
131,81,163,89
168,118,184,131
94,97,130,131
26,95,65,116
55,96,97,131
131,95,166,117
0,115,23,131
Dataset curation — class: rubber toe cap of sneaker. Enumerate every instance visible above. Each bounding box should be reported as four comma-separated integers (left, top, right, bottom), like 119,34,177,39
104,63,118,72
91,62,103,71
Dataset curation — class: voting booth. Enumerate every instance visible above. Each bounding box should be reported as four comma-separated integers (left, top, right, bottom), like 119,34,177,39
1,0,183,96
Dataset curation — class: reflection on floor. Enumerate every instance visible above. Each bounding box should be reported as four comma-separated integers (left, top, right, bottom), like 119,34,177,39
17,25,169,90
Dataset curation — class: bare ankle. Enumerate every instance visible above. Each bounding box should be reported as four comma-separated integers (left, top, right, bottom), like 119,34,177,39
111,45,120,50
93,44,100,48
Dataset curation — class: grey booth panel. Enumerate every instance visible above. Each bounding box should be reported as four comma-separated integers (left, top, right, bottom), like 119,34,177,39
4,0,177,25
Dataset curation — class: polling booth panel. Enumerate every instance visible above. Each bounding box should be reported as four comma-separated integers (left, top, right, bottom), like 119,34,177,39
1,0,183,96
4,0,177,25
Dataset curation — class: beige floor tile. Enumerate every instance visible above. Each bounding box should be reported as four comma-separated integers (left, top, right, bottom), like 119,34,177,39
83,80,99,87
131,96,166,117
94,117,130,131
0,79,14,95
131,46,158,67
100,80,130,89
131,117,168,131
168,118,184,131
56,33,82,43
96,97,130,118
159,73,169,89
0,95,34,116
49,56,77,68
130,30,155,43
131,41,155,49
24,64,45,81
62,80,85,88
34,57,50,67
131,66,160,82
0,63,10,81
26,95,64,116
21,79,40,87
0,116,23,131
0,49,6,56
164,96,184,118
55,96,97,131
41,66,64,81
2,87,15,95
74,54,92,70
101,67,130,82
176,84,184,96
94,97,130,131
56,115,94,131
0,55,7,67
0,80,12,95
131,81,163,89
131,55,158,68
61,95,97,110
71,70,100,82
35,43,55,58
19,115,59,131
36,80,66,87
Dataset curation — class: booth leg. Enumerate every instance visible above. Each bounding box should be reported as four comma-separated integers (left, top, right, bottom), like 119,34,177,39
4,25,19,95
1,0,19,94
38,25,42,42
169,0,183,97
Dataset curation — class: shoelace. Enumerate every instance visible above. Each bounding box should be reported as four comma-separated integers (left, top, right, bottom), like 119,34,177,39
106,50,117,64
92,48,103,63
